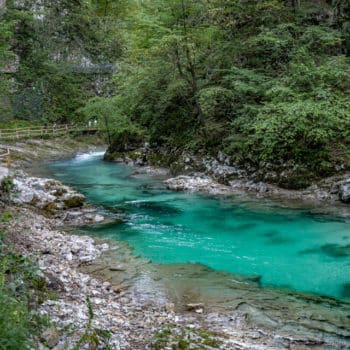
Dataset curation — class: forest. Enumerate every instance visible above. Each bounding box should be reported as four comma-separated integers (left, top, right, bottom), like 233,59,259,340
1,2,350,349
1,0,350,187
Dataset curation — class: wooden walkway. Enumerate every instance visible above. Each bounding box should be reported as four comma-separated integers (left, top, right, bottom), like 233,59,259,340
0,125,98,141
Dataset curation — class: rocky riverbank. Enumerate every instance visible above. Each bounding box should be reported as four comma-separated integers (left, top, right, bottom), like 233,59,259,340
1,152,350,349
104,147,350,205
0,135,104,169
3,169,350,349
2,169,235,349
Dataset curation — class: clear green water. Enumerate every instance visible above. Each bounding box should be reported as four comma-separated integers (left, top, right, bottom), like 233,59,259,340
48,152,350,299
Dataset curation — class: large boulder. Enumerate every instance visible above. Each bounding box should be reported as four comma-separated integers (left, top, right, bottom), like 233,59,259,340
164,174,234,195
13,175,85,210
339,181,350,203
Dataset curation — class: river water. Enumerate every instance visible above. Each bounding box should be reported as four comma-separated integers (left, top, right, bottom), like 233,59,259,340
46,152,350,300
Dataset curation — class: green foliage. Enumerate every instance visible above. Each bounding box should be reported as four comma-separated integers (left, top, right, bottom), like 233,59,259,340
2,0,350,185
80,96,144,148
0,176,15,205
0,248,50,349
0,119,38,129
0,12,16,119
244,25,295,69
199,87,234,120
0,176,14,194
1,0,125,123
253,99,350,167
300,26,343,55
101,0,350,185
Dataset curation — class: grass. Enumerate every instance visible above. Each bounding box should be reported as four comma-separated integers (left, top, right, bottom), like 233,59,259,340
0,212,51,349
151,326,223,350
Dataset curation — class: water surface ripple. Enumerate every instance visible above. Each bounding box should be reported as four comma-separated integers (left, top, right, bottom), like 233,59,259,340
47,152,350,299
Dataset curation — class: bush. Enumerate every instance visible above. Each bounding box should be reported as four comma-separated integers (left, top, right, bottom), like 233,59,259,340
0,176,15,205
252,98,350,173
0,237,50,349
0,292,33,350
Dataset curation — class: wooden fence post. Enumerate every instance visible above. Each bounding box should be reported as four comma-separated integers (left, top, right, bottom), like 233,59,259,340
6,149,11,169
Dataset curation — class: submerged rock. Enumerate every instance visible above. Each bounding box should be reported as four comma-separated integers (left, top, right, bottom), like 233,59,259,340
63,193,85,208
342,283,350,298
186,303,205,312
321,243,350,257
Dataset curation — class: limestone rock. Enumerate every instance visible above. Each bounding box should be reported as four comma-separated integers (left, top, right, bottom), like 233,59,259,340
164,175,234,195
94,214,105,223
63,193,85,208
339,180,350,203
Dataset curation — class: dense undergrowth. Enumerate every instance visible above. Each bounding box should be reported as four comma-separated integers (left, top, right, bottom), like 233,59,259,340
0,211,50,350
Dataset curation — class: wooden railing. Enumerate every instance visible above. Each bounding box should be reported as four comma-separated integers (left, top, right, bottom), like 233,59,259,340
0,124,98,141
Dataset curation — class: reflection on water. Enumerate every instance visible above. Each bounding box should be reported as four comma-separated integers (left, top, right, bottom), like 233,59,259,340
47,152,350,299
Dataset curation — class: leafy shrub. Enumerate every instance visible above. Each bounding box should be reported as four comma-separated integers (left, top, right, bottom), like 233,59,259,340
244,25,295,68
252,98,350,172
199,87,234,120
0,250,49,349
0,176,15,205
300,26,343,55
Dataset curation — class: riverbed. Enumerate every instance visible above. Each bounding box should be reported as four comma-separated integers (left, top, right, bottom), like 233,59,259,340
43,151,350,300
31,150,350,348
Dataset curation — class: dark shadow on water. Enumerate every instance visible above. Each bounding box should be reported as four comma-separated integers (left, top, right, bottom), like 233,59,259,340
234,223,257,232
262,230,280,237
300,243,350,258
266,236,293,245
127,201,183,216
342,283,350,298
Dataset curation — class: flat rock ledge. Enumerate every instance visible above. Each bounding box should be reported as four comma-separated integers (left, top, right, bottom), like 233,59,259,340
165,173,350,206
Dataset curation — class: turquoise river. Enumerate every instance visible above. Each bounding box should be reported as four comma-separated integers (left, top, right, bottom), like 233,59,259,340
47,152,350,300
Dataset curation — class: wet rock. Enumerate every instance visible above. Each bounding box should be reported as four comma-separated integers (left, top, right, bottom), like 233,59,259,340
186,303,204,312
94,214,105,223
109,265,126,272
41,327,60,348
204,157,243,184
